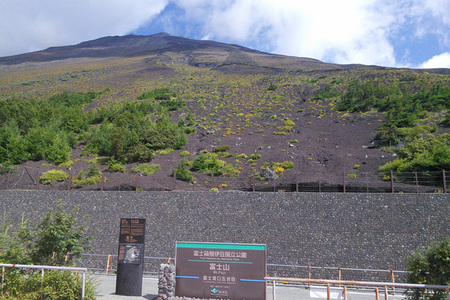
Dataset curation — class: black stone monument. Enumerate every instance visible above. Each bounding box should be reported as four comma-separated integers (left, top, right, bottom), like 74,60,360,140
116,218,146,296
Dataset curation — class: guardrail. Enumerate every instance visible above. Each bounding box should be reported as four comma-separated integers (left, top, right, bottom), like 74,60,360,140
79,253,409,283
265,277,450,300
0,263,88,299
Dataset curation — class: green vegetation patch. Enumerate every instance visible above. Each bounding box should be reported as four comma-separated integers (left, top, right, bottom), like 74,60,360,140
131,163,161,176
39,169,69,185
379,133,450,174
72,164,103,188
171,159,193,182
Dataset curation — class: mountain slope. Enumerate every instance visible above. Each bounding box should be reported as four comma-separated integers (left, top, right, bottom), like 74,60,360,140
0,33,348,71
0,33,449,192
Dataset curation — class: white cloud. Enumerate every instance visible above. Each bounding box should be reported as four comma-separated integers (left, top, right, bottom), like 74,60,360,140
420,52,450,68
172,0,400,66
0,0,168,57
1,0,449,68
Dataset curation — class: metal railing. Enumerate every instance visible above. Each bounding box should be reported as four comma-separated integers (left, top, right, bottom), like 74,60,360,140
80,253,407,283
265,277,450,300
0,263,88,299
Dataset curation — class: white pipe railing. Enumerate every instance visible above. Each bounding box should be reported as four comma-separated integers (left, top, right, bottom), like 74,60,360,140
0,263,87,299
265,277,450,300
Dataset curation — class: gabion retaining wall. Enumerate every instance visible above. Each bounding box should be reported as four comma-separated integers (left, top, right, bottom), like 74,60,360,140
1,191,448,281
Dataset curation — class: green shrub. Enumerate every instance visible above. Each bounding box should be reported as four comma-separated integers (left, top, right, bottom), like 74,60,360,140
235,153,248,159
289,139,298,143
131,163,161,176
40,170,69,184
267,83,277,91
379,133,450,173
212,145,230,153
59,160,74,170
284,119,295,126
276,126,293,132
184,126,196,134
72,165,103,188
191,153,225,175
404,238,450,300
125,144,155,163
248,154,261,163
171,159,193,182
179,151,190,157
156,148,174,155
107,163,126,173
276,161,294,169
0,201,96,299
221,152,234,158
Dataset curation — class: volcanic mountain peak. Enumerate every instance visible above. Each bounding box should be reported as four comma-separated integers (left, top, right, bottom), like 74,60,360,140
0,33,336,71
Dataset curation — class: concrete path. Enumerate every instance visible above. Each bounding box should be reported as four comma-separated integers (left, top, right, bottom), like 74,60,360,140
92,273,407,300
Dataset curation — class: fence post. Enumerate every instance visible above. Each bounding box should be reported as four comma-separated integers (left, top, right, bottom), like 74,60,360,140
318,173,322,193
327,283,331,300
68,174,72,190
391,269,395,295
384,286,388,300
6,172,10,190
390,170,394,193
415,172,419,193
252,174,255,192
366,172,369,193
338,267,341,287
443,169,447,193
272,280,276,300
41,268,44,287
343,172,346,193
375,287,380,300
173,171,176,190
308,265,311,286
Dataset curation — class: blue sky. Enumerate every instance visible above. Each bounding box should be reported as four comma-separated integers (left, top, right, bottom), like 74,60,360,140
1,0,449,68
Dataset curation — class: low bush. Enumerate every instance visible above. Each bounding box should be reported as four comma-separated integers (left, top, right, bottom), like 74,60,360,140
212,145,230,153
156,148,174,155
107,163,126,173
131,164,161,176
72,164,103,188
191,153,226,175
248,154,261,163
40,170,69,185
171,159,193,182
179,151,190,157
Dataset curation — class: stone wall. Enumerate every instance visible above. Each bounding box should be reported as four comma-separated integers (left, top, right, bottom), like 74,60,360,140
1,191,448,280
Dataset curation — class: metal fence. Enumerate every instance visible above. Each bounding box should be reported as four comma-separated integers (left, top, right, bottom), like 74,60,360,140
79,253,407,283
0,165,448,193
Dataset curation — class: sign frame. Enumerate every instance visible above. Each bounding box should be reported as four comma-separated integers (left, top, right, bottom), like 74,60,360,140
175,241,267,300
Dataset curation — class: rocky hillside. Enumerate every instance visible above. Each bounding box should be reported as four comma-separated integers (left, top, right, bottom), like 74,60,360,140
0,33,449,192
